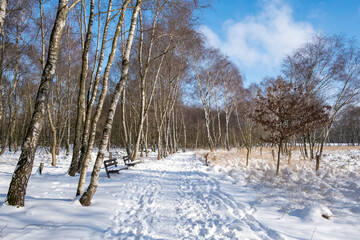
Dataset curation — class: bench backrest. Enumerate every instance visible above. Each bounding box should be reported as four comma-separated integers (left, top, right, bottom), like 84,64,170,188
104,159,118,167
123,155,132,163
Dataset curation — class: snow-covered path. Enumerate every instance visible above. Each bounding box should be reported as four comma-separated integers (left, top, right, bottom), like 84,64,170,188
104,152,280,239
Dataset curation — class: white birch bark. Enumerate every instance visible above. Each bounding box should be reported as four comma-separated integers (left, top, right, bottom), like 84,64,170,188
69,0,95,176
75,0,132,196
77,0,114,170
6,0,80,207
0,0,6,38
79,0,142,206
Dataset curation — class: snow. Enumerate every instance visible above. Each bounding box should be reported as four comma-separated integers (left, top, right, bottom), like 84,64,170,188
201,148,360,240
0,148,359,239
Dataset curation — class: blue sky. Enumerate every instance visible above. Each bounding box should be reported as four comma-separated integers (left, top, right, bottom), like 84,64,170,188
200,0,360,86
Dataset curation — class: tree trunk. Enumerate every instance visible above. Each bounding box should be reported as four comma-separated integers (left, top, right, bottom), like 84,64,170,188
77,0,114,174
182,112,186,152
164,121,169,157
0,0,6,37
276,139,282,176
76,0,131,196
65,27,73,156
6,0,76,207
144,115,148,156
0,34,4,135
68,0,95,176
172,109,177,152
288,150,292,165
166,116,171,154
216,103,221,148
195,120,199,149
225,114,230,151
204,110,214,151
75,0,119,179
307,132,315,160
79,0,142,206
157,130,162,160
132,9,168,160
121,87,131,155
246,147,250,167
7,32,20,152
315,154,320,171
39,0,46,69
47,104,57,166
302,134,308,158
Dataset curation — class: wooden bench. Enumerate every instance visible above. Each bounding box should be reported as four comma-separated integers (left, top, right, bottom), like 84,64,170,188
123,155,141,167
103,159,128,178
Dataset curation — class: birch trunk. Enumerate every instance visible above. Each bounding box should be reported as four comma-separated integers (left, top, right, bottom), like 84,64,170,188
79,0,142,206
0,0,5,131
225,113,230,151
6,0,79,207
0,35,4,133
172,109,177,152
215,96,221,148
76,0,131,196
0,0,6,37
77,0,112,171
65,27,73,156
39,0,45,69
276,139,283,176
7,33,20,152
144,114,149,156
194,62,214,151
132,47,169,160
132,3,166,160
181,111,186,152
204,110,214,151
195,120,199,149
77,0,114,169
47,104,57,166
68,0,95,176
121,87,131,155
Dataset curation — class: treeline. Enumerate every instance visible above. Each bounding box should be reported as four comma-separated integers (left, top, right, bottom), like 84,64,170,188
1,0,359,207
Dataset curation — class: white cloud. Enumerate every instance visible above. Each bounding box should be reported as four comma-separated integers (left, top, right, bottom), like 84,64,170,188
198,25,222,47
200,0,316,70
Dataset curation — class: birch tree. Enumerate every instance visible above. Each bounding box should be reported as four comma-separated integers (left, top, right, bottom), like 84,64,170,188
79,0,142,206
0,0,6,38
68,0,95,176
221,62,243,151
282,34,341,159
193,48,227,151
131,0,191,160
235,86,259,166
75,0,133,196
282,34,360,161
132,1,167,161
6,0,80,207
0,0,6,125
317,38,360,160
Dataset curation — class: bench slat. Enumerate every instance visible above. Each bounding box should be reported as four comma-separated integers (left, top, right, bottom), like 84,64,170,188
122,156,140,166
104,159,128,178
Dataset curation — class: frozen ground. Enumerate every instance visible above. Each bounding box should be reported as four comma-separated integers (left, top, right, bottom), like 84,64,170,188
0,148,359,239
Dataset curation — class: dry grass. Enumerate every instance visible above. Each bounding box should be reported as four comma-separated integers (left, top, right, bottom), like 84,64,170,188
197,145,360,170
322,145,360,151
200,147,280,166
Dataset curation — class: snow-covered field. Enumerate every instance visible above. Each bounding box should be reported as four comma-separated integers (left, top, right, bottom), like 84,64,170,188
200,148,360,239
0,148,359,239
